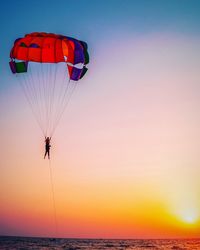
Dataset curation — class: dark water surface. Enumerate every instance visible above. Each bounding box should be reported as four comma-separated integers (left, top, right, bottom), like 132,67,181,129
0,236,199,249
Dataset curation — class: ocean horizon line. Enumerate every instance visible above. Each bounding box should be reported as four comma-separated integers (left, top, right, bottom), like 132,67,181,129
1,235,200,240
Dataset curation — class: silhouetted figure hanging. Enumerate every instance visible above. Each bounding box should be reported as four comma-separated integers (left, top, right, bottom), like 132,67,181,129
44,137,51,159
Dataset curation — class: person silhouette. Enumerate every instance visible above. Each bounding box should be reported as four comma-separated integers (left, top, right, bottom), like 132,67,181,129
44,137,51,159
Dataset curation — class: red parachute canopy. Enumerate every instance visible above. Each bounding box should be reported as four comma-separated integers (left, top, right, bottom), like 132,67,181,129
10,32,89,81
9,32,89,137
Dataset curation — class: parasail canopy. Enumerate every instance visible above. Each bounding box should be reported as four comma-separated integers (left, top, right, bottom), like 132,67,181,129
10,32,89,81
9,32,89,137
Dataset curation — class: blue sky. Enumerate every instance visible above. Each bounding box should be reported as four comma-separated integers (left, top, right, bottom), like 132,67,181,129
1,0,200,81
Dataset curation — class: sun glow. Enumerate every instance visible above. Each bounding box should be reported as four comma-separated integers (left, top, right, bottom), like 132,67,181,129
179,209,199,225
183,215,198,224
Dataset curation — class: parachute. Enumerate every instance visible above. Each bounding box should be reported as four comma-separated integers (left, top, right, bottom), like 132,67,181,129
9,32,89,137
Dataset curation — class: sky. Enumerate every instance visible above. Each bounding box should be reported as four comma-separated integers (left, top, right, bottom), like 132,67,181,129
0,0,200,238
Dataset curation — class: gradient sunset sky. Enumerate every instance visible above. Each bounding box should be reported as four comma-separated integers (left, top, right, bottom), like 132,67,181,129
1,0,200,238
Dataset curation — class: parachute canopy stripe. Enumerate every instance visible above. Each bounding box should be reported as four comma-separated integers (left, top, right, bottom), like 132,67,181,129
10,32,89,81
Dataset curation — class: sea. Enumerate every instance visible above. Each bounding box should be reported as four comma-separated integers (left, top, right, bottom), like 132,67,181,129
0,236,199,250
